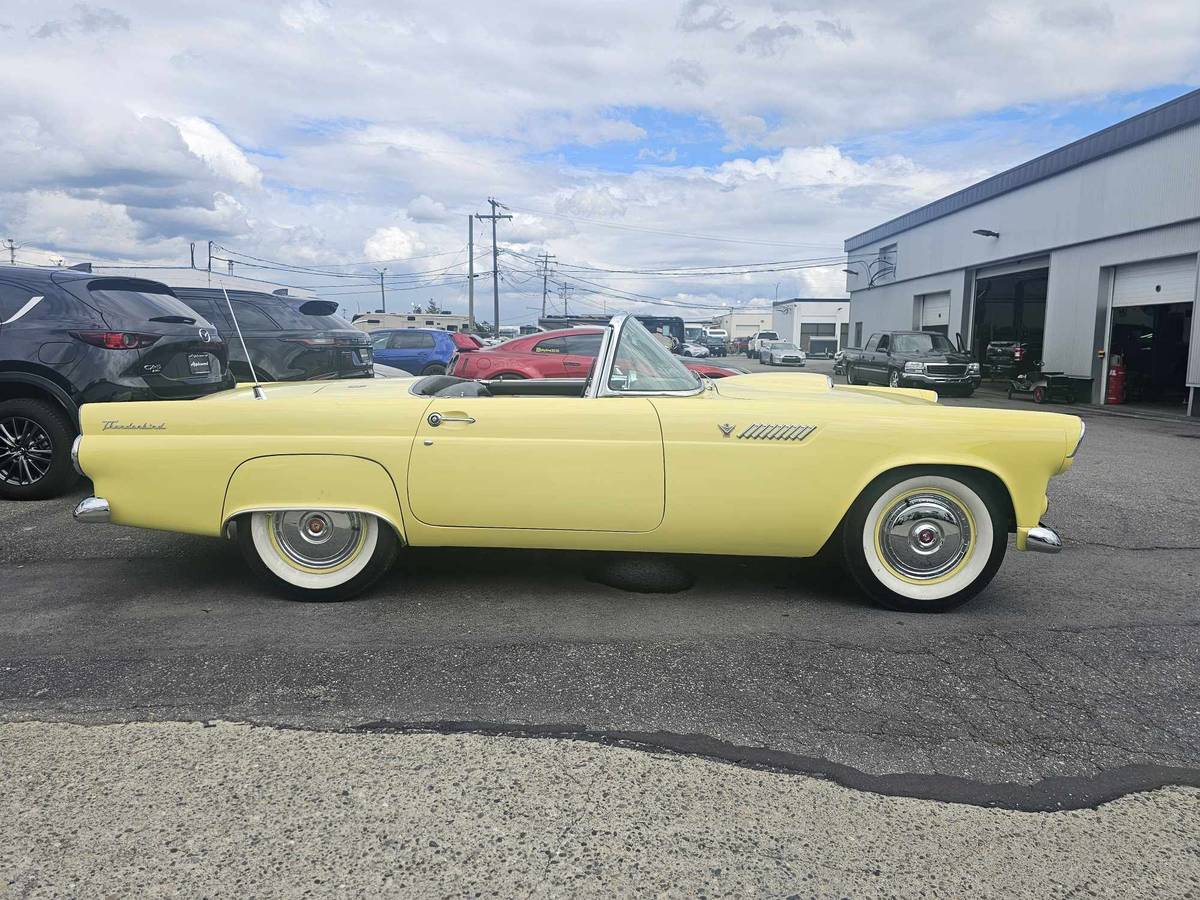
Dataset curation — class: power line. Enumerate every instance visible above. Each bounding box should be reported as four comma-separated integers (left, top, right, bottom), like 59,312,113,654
504,204,843,249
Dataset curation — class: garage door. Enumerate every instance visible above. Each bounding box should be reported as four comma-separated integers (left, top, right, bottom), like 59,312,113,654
919,292,951,329
1113,256,1197,308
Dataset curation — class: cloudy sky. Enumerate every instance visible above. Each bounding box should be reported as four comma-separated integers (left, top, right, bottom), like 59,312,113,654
1,1,1198,324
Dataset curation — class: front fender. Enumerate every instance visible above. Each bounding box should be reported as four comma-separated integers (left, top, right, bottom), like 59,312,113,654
222,454,407,542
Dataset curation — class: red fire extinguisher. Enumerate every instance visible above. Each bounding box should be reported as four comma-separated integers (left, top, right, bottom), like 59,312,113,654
1106,356,1126,405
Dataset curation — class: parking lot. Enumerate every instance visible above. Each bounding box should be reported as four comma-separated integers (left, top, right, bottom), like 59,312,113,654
2,376,1198,893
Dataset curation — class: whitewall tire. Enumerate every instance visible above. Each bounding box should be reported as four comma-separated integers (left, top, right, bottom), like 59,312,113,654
237,510,399,602
842,470,1008,613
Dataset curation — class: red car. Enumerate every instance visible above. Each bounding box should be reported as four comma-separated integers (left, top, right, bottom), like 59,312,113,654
448,328,747,380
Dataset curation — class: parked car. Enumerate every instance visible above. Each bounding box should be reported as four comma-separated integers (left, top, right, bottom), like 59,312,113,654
367,328,465,376
0,267,233,500
74,314,1083,613
701,328,729,357
844,331,980,396
832,349,849,375
448,327,745,379
984,340,1041,379
760,341,807,367
745,330,780,358
680,342,710,358
172,288,372,383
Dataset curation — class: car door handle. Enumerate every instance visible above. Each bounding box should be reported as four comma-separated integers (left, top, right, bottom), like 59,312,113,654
564,360,582,368
427,412,476,427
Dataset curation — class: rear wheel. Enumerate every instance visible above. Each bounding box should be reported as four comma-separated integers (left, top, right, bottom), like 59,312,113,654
1033,386,1047,404
842,469,1007,613
845,365,859,385
0,398,78,501
237,509,399,602
421,363,447,376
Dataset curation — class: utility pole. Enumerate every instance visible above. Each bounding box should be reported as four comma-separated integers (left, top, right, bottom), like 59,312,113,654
536,252,556,318
207,240,214,273
475,198,511,337
558,283,574,318
375,267,388,313
3,239,19,266
467,215,475,331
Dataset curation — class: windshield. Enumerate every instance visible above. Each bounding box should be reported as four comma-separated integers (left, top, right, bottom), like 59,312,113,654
773,342,798,350
607,317,700,393
892,332,954,353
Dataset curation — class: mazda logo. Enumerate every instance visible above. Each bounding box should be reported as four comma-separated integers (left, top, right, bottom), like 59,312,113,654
198,328,211,343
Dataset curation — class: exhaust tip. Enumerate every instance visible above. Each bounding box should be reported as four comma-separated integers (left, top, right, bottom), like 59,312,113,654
74,496,111,524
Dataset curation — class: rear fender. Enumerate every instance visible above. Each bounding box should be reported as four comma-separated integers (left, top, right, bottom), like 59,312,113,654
222,454,407,542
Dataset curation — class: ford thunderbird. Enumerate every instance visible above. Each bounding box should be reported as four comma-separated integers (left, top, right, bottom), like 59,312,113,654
72,315,1084,612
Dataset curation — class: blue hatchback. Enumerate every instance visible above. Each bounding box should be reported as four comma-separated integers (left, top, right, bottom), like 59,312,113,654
368,328,456,375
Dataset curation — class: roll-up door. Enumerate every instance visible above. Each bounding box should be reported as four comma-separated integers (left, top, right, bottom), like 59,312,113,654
919,292,951,330
1112,256,1197,308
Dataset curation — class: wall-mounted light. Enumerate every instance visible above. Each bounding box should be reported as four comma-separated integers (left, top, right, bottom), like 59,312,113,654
972,229,1000,238
841,268,857,276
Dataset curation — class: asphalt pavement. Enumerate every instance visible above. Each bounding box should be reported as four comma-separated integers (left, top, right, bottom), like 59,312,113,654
1,374,1198,894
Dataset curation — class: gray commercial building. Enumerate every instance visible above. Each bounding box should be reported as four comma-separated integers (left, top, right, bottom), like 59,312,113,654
843,88,1200,415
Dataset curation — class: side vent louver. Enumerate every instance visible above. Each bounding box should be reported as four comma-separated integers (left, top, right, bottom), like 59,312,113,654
737,424,817,441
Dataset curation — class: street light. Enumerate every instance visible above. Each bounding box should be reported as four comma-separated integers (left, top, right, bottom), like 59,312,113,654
972,229,1000,238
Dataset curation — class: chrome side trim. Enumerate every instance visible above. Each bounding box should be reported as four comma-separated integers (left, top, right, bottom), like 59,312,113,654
1026,526,1063,554
73,496,111,524
71,434,84,476
737,423,816,441
1068,421,1085,458
0,295,44,326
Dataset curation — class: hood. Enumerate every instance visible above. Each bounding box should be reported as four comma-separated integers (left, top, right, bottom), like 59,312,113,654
714,373,939,405
894,351,973,364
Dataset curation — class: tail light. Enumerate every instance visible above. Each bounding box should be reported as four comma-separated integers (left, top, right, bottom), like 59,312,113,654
72,331,161,350
1013,347,1025,360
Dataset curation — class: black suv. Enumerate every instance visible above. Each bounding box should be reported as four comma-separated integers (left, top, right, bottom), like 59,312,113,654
0,268,232,500
171,288,372,383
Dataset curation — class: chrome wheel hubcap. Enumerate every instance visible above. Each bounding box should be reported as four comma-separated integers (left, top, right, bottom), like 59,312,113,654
272,510,363,569
0,417,53,486
878,493,972,580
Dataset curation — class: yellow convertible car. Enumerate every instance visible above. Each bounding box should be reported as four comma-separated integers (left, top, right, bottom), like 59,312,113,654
72,315,1083,613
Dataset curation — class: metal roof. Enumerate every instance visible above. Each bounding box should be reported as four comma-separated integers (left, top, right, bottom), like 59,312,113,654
844,87,1200,253
771,296,850,307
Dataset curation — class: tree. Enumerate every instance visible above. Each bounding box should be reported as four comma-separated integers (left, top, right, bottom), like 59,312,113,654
425,299,448,314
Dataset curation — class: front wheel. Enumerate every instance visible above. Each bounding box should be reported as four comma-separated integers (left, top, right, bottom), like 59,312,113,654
842,470,1008,613
887,368,901,388
237,509,399,602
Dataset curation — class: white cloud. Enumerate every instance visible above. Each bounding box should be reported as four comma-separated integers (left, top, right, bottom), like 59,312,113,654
363,226,425,261
173,116,262,188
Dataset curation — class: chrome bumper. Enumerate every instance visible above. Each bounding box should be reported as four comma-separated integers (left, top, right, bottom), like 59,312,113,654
74,496,111,524
902,373,981,386
1026,525,1062,554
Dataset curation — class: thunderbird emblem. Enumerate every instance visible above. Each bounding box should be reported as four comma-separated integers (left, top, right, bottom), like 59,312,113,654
718,423,735,437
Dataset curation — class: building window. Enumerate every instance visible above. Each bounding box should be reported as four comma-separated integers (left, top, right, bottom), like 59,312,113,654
839,323,849,349
800,323,836,337
854,322,863,347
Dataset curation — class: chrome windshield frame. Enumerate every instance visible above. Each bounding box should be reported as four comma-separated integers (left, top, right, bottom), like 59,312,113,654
587,314,705,399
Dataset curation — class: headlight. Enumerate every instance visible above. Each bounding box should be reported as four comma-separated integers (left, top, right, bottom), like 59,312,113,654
967,362,981,374
903,361,925,373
